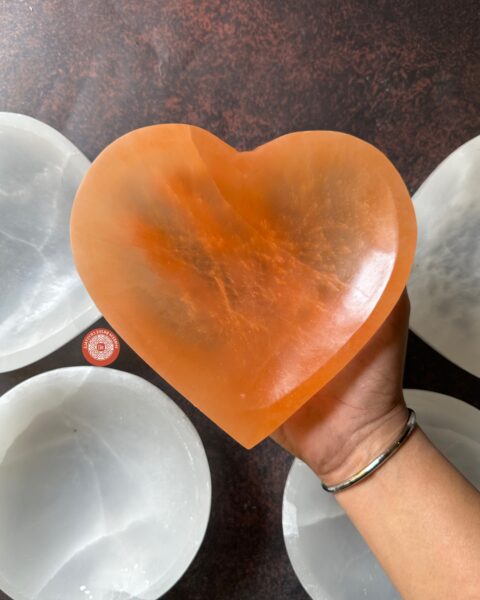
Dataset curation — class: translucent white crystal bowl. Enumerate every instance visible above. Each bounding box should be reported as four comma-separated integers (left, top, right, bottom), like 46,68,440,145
0,113,100,373
283,389,480,600
0,367,211,600
408,135,480,376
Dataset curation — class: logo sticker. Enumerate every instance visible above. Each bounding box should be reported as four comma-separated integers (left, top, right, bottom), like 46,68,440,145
82,328,120,366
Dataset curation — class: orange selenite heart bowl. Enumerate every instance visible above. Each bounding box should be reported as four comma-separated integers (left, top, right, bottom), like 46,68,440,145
71,125,416,448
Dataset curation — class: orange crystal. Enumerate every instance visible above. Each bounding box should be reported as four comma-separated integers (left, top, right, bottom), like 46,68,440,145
71,125,416,448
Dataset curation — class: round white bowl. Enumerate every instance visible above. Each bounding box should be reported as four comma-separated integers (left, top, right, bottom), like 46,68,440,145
0,367,211,600
283,389,480,600
0,113,100,373
408,135,480,376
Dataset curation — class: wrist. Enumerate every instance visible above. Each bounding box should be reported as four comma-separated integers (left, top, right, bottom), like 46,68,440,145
314,401,409,486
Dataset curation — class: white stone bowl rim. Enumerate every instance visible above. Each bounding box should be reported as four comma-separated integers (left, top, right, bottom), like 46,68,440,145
0,366,212,600
0,112,101,373
282,389,480,600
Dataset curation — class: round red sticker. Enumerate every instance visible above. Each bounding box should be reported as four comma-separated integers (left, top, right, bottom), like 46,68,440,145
82,328,120,366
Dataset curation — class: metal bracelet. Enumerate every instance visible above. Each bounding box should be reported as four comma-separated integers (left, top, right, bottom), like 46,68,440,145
321,409,417,494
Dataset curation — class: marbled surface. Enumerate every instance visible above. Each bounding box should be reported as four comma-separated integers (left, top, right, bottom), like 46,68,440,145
0,367,210,600
0,1,479,599
409,135,480,377
0,113,100,373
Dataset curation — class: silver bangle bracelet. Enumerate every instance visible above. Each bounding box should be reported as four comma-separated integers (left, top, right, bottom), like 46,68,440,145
321,409,417,494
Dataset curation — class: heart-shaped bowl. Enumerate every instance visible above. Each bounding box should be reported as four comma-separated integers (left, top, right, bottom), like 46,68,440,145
0,113,100,372
0,366,211,600
71,125,416,447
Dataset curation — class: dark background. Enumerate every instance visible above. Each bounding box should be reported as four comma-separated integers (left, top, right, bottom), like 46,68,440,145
0,1,479,599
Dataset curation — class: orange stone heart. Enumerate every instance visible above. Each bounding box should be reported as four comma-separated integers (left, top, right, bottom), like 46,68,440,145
71,125,416,448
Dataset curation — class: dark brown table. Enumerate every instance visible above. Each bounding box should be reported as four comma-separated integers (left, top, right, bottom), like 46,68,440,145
1,1,479,598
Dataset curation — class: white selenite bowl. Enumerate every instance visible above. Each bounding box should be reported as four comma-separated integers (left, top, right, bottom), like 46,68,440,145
282,389,480,600
0,113,100,373
0,367,211,600
408,135,480,376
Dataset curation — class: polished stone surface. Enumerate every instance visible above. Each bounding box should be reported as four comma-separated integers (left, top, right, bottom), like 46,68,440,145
0,113,100,373
0,367,211,600
283,390,480,600
71,125,415,448
0,2,479,599
409,136,480,377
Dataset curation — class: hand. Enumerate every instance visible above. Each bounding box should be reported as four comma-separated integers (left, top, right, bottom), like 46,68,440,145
272,291,411,484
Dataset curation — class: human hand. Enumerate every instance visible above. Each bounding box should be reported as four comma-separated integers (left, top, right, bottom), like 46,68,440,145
272,291,411,485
